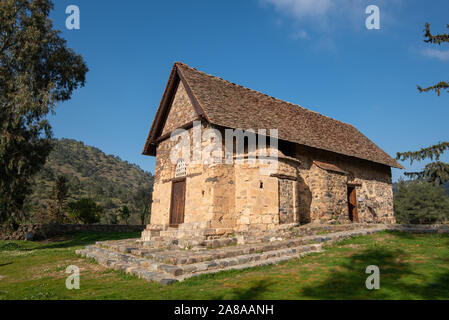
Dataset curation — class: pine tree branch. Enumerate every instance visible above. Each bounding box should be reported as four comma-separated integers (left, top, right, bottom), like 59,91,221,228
404,161,449,184
417,82,449,96
396,142,449,164
417,23,449,96
423,23,449,45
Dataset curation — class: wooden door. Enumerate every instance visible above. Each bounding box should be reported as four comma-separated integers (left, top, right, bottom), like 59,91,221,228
170,179,186,227
347,186,359,222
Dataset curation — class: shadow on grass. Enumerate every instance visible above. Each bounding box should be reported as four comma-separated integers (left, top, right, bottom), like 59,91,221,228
385,230,437,241
385,230,419,240
385,231,449,249
0,262,12,267
37,232,141,250
387,229,449,240
415,271,449,299
212,279,276,300
301,247,411,299
301,246,449,299
0,232,140,251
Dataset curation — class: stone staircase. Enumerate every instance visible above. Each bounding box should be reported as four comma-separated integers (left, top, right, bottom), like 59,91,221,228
141,221,236,249
76,224,389,284
141,222,384,250
142,228,236,250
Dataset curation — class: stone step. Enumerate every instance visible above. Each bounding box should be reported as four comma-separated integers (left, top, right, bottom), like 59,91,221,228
160,228,216,238
239,222,383,244
169,243,323,278
97,237,238,253
80,242,317,274
77,248,178,284
76,242,323,282
139,235,239,251
145,223,382,250
76,225,389,284
99,225,388,266
177,246,323,282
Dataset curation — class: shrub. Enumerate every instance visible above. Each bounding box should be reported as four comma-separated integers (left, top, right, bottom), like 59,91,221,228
394,180,449,224
67,198,102,224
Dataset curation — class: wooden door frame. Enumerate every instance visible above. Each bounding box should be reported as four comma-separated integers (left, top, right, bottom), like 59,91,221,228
347,185,359,223
169,178,186,228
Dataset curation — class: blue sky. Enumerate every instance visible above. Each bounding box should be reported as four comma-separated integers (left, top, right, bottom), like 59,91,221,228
48,0,449,181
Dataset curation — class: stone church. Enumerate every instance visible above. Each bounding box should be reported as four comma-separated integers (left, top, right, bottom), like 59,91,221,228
141,62,402,241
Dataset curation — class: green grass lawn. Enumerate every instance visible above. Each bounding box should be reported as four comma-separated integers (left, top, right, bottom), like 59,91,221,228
1,230,448,300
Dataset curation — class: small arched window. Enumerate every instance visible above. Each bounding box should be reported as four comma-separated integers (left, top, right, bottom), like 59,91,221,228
175,159,186,178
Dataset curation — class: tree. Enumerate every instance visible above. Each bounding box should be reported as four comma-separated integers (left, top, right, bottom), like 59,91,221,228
0,0,88,225
132,184,153,225
118,206,130,225
102,211,118,225
396,23,449,185
417,23,449,96
394,180,449,224
48,175,69,223
67,198,102,224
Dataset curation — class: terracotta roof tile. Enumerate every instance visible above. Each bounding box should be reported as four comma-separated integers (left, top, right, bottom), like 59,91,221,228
313,161,348,174
146,62,403,169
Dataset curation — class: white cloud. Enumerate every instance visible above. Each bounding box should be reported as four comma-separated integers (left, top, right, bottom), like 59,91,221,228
265,0,333,18
421,48,449,61
260,0,400,38
291,29,309,40
261,0,364,30
261,0,367,51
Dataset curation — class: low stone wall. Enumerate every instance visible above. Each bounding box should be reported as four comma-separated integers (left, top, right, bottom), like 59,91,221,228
0,224,145,241
389,224,449,233
236,222,382,244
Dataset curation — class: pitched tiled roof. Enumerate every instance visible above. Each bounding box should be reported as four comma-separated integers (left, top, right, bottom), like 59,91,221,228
313,161,348,174
144,62,403,169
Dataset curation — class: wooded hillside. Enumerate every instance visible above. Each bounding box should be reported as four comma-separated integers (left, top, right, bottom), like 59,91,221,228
25,138,154,224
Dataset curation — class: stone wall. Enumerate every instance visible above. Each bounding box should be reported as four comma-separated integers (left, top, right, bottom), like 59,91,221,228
150,122,220,228
160,81,197,136
234,162,279,233
148,130,395,239
289,144,394,224
208,163,236,233
0,224,145,241
279,178,294,224
298,162,349,224
145,80,395,241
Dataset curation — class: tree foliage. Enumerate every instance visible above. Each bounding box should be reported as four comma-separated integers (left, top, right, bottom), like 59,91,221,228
132,184,153,225
67,198,102,224
118,206,130,225
47,175,69,223
396,23,449,184
417,23,449,96
0,0,88,224
394,180,449,224
397,143,449,183
26,138,155,222
103,211,118,225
